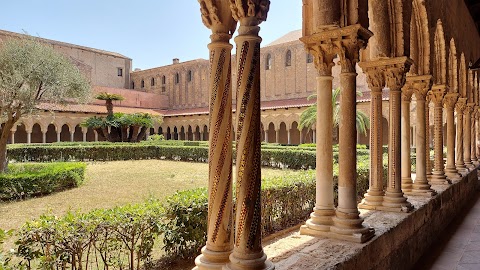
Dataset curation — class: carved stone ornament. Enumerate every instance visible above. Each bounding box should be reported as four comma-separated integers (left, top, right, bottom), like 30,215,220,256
410,75,433,100
306,43,336,76
429,86,446,106
402,83,415,102
385,60,412,91
443,93,459,109
229,0,270,21
362,66,385,90
456,98,467,113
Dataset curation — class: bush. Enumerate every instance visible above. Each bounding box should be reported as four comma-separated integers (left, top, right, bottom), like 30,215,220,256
15,201,163,270
0,229,14,270
0,162,86,201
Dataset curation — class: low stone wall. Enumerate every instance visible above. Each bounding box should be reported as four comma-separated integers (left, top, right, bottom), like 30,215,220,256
265,169,479,270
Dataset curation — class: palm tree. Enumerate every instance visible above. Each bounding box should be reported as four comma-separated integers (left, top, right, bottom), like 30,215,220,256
95,92,125,117
299,88,370,136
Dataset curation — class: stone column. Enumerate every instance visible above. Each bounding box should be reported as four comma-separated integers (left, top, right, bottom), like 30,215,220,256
299,38,336,236
42,132,47,143
455,98,468,173
70,132,74,142
11,131,15,144
401,81,414,193
56,131,61,142
464,104,474,169
330,29,374,243
194,1,236,269
429,86,450,185
443,93,461,180
426,96,432,178
275,129,280,143
358,65,385,209
383,62,412,211
287,130,291,145
226,1,274,269
82,128,87,142
264,130,268,143
94,130,98,142
472,108,479,165
26,132,31,144
411,76,436,195
312,129,316,144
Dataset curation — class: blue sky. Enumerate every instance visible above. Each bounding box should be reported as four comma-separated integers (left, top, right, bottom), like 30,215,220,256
0,1,302,70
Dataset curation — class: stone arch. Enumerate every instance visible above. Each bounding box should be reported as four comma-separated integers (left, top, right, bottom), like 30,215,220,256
180,126,186,140
433,19,447,85
290,121,301,145
173,126,179,140
409,0,430,75
267,122,275,143
73,125,83,142
448,38,458,93
46,124,57,143
60,124,70,142
278,122,288,144
166,126,172,140
86,127,95,142
15,123,28,144
31,123,43,143
203,125,209,141
187,125,193,141
194,125,201,141
459,53,467,98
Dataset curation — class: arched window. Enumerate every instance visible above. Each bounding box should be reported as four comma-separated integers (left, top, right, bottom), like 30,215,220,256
141,80,145,88
187,70,192,82
285,50,292,66
175,73,180,84
162,75,166,84
151,77,155,86
307,53,313,63
266,54,272,70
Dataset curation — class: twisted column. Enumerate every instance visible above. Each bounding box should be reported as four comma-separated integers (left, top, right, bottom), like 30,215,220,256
194,1,236,269
299,40,336,235
411,76,436,195
358,65,385,208
330,30,374,243
429,86,450,185
401,81,414,193
464,104,474,169
444,93,461,180
226,1,273,269
383,63,412,211
455,98,468,174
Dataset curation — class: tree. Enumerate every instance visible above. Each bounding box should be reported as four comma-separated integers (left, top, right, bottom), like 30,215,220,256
95,92,124,117
0,37,91,172
299,88,370,139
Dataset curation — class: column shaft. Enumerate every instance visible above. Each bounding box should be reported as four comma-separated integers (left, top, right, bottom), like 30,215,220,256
456,101,466,173
401,98,412,191
287,130,291,145
275,129,280,143
444,94,460,179
426,99,432,177
11,131,15,144
42,132,47,143
471,112,478,163
27,132,31,144
430,87,449,185
464,106,473,167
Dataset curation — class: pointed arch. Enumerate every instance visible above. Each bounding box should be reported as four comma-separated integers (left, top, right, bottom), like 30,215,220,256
460,53,467,98
434,19,447,85
409,0,430,75
448,38,458,93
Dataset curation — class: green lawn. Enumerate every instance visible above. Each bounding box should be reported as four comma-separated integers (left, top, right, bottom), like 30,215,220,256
0,160,293,230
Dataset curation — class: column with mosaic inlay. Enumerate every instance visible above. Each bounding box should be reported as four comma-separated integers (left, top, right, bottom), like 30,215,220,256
444,93,461,180
465,103,474,169
400,79,414,193
455,98,468,174
226,0,274,269
429,86,450,185
194,1,237,269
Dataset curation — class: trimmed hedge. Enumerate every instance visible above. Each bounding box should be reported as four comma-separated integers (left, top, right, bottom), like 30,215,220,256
0,162,86,201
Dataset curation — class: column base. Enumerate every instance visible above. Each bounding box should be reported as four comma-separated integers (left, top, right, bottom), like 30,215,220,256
194,247,232,270
456,165,469,175
302,208,335,232
429,172,452,185
330,210,375,244
224,251,274,270
401,177,413,193
382,191,414,212
358,190,384,209
409,181,437,196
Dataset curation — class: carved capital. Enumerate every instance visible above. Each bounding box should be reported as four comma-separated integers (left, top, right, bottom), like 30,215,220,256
443,93,459,109
429,87,446,106
200,0,237,41
361,66,385,90
411,76,433,101
333,25,372,73
229,0,270,22
466,103,475,114
456,98,467,113
401,83,414,102
306,42,336,76
385,64,410,91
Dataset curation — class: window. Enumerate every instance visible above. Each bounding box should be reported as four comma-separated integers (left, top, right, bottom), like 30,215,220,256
285,50,292,67
151,77,155,86
307,53,313,63
131,81,135,89
175,73,180,84
141,80,145,88
162,75,166,85
187,70,192,82
117,68,123,77
266,54,272,70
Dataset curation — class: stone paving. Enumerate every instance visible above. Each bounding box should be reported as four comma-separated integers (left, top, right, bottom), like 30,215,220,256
415,190,480,270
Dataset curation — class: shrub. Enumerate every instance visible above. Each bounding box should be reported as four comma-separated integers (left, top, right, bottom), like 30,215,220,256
0,162,86,201
146,134,165,142
0,229,14,270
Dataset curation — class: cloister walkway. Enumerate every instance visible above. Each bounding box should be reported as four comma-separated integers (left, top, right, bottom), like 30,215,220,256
415,189,480,270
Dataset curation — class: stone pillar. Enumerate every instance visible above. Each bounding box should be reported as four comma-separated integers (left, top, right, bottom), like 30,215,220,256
455,98,468,173
411,76,436,195
225,1,274,269
264,130,268,143
471,108,479,165
299,38,336,236
330,29,374,243
11,131,15,144
82,128,87,142
429,86,450,185
26,132,31,144
383,62,412,211
464,104,474,169
56,131,61,143
42,132,47,143
401,81,414,192
193,132,197,141
275,129,280,143
426,96,432,178
443,93,461,180
70,132,74,142
194,2,236,269
287,130,291,145
358,65,385,208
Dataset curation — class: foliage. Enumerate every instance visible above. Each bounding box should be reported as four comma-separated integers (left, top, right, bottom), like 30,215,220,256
15,201,163,270
0,228,15,270
146,134,165,142
298,88,370,136
0,36,91,173
0,162,86,201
